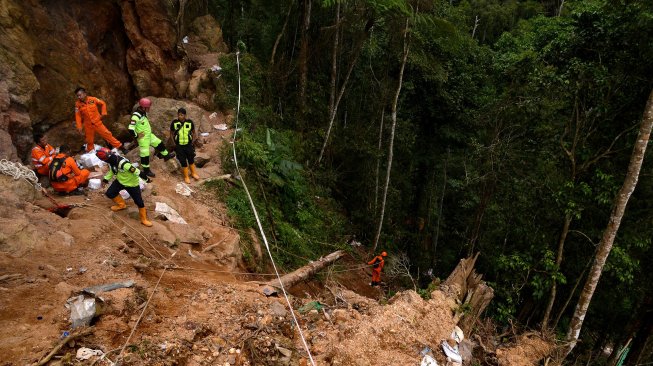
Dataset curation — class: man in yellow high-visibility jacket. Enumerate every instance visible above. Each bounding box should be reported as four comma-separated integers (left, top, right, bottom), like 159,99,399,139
129,98,174,178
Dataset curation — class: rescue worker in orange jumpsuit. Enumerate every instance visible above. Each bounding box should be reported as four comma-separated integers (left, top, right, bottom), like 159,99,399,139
368,251,387,287
31,133,56,176
74,87,125,152
49,145,90,194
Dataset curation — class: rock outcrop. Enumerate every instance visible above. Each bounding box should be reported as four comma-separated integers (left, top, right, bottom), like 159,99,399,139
0,0,228,163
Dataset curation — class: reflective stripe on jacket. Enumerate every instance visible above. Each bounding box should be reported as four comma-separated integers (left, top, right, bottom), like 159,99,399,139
31,144,56,174
170,119,194,145
75,96,107,130
129,111,151,136
104,156,141,187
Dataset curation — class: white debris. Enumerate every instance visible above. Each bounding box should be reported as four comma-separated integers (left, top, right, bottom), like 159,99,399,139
209,112,218,119
200,132,210,137
210,65,222,72
175,182,194,197
88,178,102,190
78,152,105,169
214,124,228,131
76,347,103,360
155,201,187,224
182,36,189,44
420,354,438,366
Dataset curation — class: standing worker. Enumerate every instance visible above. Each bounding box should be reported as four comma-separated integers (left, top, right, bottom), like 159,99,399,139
170,108,200,183
49,145,90,194
129,98,175,178
96,147,152,227
31,133,56,176
74,87,125,153
368,251,387,287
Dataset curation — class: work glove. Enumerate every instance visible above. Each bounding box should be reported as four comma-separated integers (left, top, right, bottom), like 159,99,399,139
102,178,109,184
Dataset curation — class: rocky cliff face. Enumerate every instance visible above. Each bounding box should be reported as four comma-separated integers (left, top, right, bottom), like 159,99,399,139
0,0,227,162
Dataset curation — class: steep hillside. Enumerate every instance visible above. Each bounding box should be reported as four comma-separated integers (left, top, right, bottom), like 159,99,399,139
0,108,553,365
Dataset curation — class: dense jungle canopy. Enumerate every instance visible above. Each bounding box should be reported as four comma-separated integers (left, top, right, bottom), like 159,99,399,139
203,0,653,363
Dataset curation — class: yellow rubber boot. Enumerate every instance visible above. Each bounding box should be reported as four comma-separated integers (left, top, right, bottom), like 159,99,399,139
182,167,190,184
189,163,200,180
111,196,127,211
139,207,153,227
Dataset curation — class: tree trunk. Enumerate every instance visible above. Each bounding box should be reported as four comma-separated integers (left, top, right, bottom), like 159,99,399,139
441,253,495,335
433,150,449,266
563,89,653,359
270,1,293,65
552,252,593,330
467,179,494,256
372,17,410,252
542,213,572,330
298,0,311,115
317,16,371,164
327,2,340,116
263,250,346,292
374,109,385,213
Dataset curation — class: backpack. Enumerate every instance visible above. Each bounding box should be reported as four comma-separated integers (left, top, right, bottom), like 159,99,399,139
49,157,69,182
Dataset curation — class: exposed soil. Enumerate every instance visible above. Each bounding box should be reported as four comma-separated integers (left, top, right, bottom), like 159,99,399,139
0,113,555,366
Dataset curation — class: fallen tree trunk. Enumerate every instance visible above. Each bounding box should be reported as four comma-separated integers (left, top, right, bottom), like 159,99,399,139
262,250,346,295
441,253,494,334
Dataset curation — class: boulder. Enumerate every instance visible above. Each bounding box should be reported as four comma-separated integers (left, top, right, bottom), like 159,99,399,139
194,152,211,168
127,97,210,139
166,222,205,245
0,0,226,164
188,15,229,54
206,233,242,270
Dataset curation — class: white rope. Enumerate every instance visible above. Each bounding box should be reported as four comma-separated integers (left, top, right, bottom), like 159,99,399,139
0,159,42,190
231,51,317,366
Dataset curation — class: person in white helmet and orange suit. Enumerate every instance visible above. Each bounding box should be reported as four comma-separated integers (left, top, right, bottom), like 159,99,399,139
129,98,175,178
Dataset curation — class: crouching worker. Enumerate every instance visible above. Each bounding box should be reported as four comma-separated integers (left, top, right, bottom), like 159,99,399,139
49,145,90,194
96,147,152,227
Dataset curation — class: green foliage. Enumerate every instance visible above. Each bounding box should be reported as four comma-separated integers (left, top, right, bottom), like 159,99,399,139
206,0,653,361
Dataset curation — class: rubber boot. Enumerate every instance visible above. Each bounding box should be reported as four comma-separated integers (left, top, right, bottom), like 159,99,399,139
189,163,200,180
139,207,152,227
111,196,127,211
182,167,190,184
144,167,156,178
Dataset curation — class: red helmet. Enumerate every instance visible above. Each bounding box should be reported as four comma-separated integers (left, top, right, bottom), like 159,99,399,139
138,98,152,108
381,251,387,257
96,147,111,161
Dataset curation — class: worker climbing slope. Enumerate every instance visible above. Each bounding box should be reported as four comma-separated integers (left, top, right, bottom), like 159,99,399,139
129,98,175,178
96,147,153,227
368,251,387,287
74,87,125,153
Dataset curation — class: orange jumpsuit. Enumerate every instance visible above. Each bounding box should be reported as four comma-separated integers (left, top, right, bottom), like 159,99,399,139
368,255,385,283
75,96,122,151
31,143,56,176
50,154,90,193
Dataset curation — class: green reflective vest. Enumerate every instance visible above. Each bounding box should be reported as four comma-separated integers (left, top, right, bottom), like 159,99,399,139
104,157,140,187
170,119,194,145
129,111,151,135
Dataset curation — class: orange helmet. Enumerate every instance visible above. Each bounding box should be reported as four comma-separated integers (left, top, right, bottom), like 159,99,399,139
138,98,152,108
381,251,387,257
96,147,111,161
